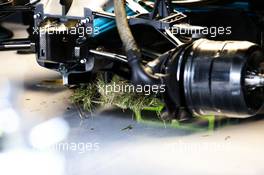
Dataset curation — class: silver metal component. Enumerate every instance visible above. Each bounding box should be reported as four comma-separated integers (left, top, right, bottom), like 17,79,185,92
59,64,67,74
29,0,40,5
89,49,128,63
33,13,41,19
80,17,91,25
126,0,149,14
80,59,87,64
62,74,69,85
93,11,115,19
164,28,184,46
0,42,34,51
2,44,31,49
85,57,95,71
39,27,47,60
74,47,81,58
245,73,264,87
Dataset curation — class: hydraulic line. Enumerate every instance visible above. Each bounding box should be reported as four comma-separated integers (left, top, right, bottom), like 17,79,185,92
113,0,161,85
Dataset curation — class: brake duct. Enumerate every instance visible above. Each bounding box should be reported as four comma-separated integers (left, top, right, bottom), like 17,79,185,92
113,0,264,118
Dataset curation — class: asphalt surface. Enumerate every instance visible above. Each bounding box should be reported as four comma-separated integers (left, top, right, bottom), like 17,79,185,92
1,23,264,175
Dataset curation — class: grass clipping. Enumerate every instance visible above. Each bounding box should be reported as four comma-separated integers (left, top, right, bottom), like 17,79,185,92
71,75,163,113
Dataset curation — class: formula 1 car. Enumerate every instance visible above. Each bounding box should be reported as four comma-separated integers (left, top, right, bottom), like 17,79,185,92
1,0,264,120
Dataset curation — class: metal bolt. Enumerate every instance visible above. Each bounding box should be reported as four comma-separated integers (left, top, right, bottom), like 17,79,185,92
80,59,87,64
34,13,41,19
80,18,91,25
59,64,67,73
